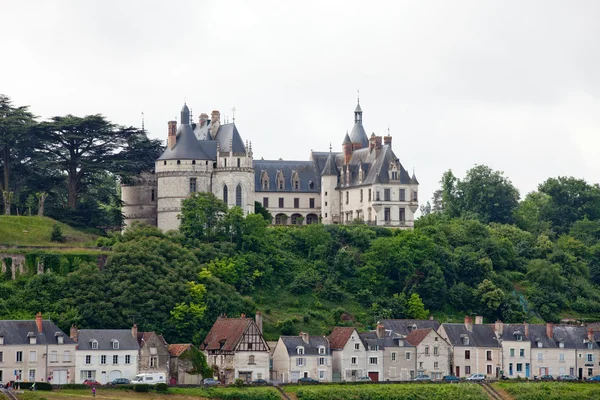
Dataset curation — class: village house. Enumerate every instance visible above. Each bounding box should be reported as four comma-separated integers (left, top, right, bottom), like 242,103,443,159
168,344,203,385
359,330,385,382
200,313,269,384
0,313,77,384
405,328,451,380
272,332,332,383
70,326,139,384
133,324,170,377
328,327,366,382
575,327,600,379
438,316,502,378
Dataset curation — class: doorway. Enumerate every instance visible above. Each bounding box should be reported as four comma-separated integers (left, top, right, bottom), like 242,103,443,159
368,372,379,382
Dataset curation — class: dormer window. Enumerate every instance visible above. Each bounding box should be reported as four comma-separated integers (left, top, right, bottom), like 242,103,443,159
91,340,98,349
261,170,270,190
112,340,119,350
292,171,300,191
537,342,543,348
309,180,314,190
588,342,593,349
28,333,36,345
463,337,469,346
559,342,565,348
0,336,4,345
516,334,523,341
58,336,64,344
318,346,326,355
276,170,285,190
297,346,305,355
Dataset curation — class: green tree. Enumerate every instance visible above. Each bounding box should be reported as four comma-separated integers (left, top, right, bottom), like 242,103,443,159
170,271,208,344
475,279,505,318
406,293,429,319
254,201,272,223
179,192,227,240
513,191,551,235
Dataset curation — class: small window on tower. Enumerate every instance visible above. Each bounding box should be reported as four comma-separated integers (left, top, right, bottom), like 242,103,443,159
177,160,181,165
151,189,155,202
163,161,167,165
192,160,196,165
237,158,241,168
189,178,197,193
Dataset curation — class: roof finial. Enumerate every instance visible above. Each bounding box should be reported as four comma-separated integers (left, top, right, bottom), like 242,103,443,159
357,88,360,104
189,108,193,124
388,125,390,135
329,142,332,152
141,111,145,132
232,106,236,123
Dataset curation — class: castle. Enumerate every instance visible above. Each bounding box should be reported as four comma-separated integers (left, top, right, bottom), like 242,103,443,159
121,100,419,231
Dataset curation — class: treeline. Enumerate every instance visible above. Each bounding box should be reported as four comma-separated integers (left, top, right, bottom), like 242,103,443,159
0,94,162,229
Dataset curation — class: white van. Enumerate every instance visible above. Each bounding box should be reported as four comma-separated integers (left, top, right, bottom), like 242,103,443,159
131,373,166,385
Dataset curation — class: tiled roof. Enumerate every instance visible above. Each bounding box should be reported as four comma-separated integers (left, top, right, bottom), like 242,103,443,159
77,329,140,351
0,320,75,345
328,327,355,350
405,328,432,346
380,319,440,336
280,336,330,356
200,317,251,351
168,343,192,357
441,324,500,347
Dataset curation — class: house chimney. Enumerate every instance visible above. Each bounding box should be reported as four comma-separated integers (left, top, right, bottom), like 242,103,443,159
35,312,43,333
167,120,177,150
300,331,309,344
546,323,553,339
376,324,385,338
241,313,246,318
383,135,392,147
524,322,529,338
70,325,78,342
494,320,504,336
429,315,434,321
475,316,483,325
588,329,594,343
255,312,263,334
464,316,473,332
132,324,138,339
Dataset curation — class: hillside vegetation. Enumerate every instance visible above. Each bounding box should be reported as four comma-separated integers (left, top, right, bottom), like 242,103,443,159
0,216,97,247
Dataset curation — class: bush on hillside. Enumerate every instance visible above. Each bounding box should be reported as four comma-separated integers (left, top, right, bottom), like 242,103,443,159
50,224,64,242
133,384,150,392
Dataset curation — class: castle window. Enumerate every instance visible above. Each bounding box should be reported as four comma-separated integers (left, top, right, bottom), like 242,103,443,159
384,189,391,201
309,181,314,190
279,180,283,190
279,198,284,208
400,189,406,201
391,171,398,180
223,185,228,204
177,160,181,165
346,192,349,204
163,161,166,165
189,178,197,193
224,159,227,168
294,198,299,208
360,189,363,202
261,171,270,190
192,160,196,165
236,184,242,207
294,180,299,190
237,158,241,168
151,189,155,202
309,198,315,208
368,189,372,202
412,191,418,202
400,208,406,222
263,197,269,208
384,208,391,222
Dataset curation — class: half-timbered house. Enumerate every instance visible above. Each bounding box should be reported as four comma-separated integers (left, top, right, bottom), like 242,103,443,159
200,313,270,383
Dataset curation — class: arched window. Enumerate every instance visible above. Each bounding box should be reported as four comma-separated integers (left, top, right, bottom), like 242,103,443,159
223,185,228,204
236,184,242,207
192,160,196,165
177,160,181,165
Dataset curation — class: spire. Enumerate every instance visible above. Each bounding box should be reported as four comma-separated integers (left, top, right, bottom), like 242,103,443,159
321,151,339,176
343,131,351,144
411,168,419,184
354,90,363,122
181,103,190,125
141,111,145,132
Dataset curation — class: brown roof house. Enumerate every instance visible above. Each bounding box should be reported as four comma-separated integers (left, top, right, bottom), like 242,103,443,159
132,325,170,377
328,327,366,382
200,313,270,384
168,344,204,385
406,328,451,380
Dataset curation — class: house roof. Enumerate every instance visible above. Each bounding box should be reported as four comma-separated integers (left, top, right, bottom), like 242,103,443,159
137,332,168,348
280,336,330,356
76,330,140,351
168,343,193,357
379,319,440,336
441,324,500,348
253,160,320,193
0,320,75,345
328,327,355,350
498,324,599,349
405,328,432,346
200,317,252,352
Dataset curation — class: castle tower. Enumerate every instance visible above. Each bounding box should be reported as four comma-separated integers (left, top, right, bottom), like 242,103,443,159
156,103,214,231
121,172,157,230
349,100,368,149
321,149,340,224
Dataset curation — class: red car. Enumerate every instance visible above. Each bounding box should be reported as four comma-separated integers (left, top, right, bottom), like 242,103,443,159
83,379,101,387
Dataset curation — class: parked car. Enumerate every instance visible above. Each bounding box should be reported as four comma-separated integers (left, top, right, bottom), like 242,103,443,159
588,375,600,382
297,377,319,384
250,379,269,386
83,380,101,387
108,378,130,385
557,374,577,381
467,373,486,382
202,378,221,386
539,375,554,381
414,375,433,382
355,376,372,382
443,375,460,383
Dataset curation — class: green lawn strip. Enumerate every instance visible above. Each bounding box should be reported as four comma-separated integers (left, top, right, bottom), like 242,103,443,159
494,382,600,400
170,386,281,399
0,216,98,247
284,383,488,400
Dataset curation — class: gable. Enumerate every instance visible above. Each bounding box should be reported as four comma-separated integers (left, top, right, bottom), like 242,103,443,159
235,321,269,352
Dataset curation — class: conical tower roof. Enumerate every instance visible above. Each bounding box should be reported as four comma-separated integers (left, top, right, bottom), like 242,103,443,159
321,151,339,176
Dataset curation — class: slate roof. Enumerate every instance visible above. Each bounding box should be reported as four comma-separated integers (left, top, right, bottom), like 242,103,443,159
0,320,75,345
280,336,330,356
168,343,193,357
158,123,214,160
349,122,369,148
359,331,386,349
441,324,500,347
321,152,339,177
253,160,320,192
201,317,260,352
379,319,440,336
497,324,599,349
137,332,168,348
76,329,140,351
328,327,355,350
405,328,432,346
212,123,246,153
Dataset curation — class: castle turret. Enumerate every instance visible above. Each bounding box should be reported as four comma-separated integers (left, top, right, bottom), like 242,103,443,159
321,149,340,224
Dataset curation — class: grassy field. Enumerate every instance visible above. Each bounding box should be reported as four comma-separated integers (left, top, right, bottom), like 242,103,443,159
283,383,489,400
14,387,281,400
494,381,600,400
0,216,98,247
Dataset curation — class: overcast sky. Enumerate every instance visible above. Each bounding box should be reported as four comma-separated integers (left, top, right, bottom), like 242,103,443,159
2,0,599,204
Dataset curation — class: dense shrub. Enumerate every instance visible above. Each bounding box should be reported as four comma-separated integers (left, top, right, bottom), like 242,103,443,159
233,378,245,387
133,384,150,392
61,384,88,389
155,382,169,392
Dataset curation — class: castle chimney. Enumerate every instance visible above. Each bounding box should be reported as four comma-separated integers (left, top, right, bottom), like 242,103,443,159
546,323,553,339
475,316,483,325
375,136,382,150
199,113,209,128
464,316,473,332
383,135,392,147
300,331,309,344
70,324,78,342
168,121,177,150
376,324,385,338
369,133,376,152
524,322,529,338
35,312,43,333
255,312,263,334
494,320,504,336
588,328,594,343
132,324,138,339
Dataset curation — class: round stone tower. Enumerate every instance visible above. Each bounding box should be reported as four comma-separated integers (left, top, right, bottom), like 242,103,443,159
121,172,158,230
